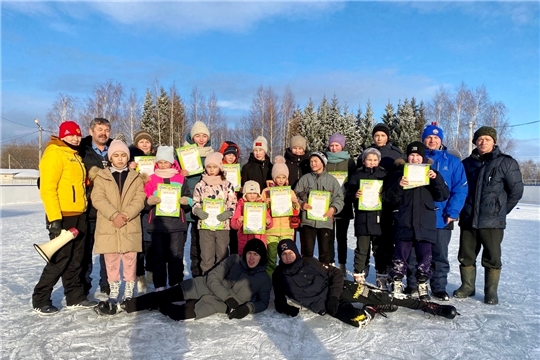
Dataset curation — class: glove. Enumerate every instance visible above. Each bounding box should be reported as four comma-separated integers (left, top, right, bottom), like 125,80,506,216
179,196,192,206
283,305,299,317
48,220,63,240
228,304,250,319
326,296,339,316
216,210,233,222
225,298,239,310
192,207,209,220
147,195,161,206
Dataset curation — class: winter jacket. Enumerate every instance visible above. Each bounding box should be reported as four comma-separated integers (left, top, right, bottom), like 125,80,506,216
79,135,113,220
326,149,356,220
459,146,523,229
241,153,273,192
90,168,146,254
346,166,388,237
359,142,405,174
273,256,343,315
181,254,272,319
385,159,450,243
261,187,299,238
294,171,344,230
39,136,87,222
193,176,237,230
144,161,191,233
231,197,273,253
284,148,310,190
424,148,468,229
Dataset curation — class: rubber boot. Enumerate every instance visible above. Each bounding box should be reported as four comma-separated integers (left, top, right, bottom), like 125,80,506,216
453,266,476,298
484,268,501,305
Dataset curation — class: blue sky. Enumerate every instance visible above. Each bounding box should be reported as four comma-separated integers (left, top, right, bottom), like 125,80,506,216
2,1,539,160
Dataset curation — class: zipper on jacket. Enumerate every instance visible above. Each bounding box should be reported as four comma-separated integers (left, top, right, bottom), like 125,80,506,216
72,186,76,202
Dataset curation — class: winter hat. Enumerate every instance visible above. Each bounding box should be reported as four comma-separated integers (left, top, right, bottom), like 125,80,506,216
361,147,382,163
310,151,328,167
243,180,261,196
372,123,390,137
406,141,426,160
328,133,346,149
108,139,130,160
473,126,497,144
252,136,268,153
243,238,268,266
58,121,82,138
190,121,211,140
277,239,300,259
271,155,289,180
290,135,307,150
133,130,153,146
204,152,224,172
422,123,444,142
155,145,175,164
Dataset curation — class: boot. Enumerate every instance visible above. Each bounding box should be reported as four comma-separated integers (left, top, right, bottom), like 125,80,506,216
453,266,476,298
484,268,501,305
421,301,459,319
418,282,431,301
124,281,135,301
109,281,120,303
137,275,147,295
353,271,366,284
375,272,389,290
392,277,404,295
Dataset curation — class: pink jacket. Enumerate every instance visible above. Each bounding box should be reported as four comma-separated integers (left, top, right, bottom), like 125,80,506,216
231,197,273,255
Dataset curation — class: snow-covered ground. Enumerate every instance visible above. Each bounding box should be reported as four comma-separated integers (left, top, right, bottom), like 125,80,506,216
1,202,539,359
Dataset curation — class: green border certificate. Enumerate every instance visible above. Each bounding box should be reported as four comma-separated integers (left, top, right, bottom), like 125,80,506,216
156,183,181,217
269,186,293,217
328,171,348,187
175,144,204,176
223,164,241,191
403,164,430,189
200,198,225,230
134,156,156,175
358,180,383,211
307,190,331,221
243,202,266,235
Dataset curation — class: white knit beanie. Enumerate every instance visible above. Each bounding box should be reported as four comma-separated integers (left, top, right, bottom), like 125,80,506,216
190,121,210,140
252,136,268,153
155,146,175,164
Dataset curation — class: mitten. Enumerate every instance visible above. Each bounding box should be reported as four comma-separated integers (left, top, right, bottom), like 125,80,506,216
147,195,161,206
225,298,239,310
48,220,63,239
192,207,209,220
228,304,250,319
217,210,233,222
326,296,340,316
179,196,192,206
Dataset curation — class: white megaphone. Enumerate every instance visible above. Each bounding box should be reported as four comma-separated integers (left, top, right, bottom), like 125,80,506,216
34,228,79,263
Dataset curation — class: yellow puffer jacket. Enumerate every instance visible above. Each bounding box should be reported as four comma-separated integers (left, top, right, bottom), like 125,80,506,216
39,136,87,221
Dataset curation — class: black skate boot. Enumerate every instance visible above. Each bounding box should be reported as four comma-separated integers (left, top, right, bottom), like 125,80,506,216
94,300,121,316
421,301,459,319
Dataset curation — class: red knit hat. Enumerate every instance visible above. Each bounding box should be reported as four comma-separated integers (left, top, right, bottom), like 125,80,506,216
59,121,82,138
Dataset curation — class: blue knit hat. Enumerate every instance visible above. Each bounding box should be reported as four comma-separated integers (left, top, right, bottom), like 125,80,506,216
422,123,444,142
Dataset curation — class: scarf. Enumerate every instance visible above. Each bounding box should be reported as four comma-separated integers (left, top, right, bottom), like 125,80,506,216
202,174,223,185
155,168,178,179
326,150,350,164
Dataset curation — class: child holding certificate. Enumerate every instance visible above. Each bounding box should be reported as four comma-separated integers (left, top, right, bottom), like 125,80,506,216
144,146,192,292
90,140,146,304
192,152,237,274
261,156,300,276
345,148,388,285
385,142,449,300
231,180,273,256
241,136,273,193
219,140,242,255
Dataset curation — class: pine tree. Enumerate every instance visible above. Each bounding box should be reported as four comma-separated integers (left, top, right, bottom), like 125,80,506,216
381,101,398,143
156,87,171,146
140,89,158,142
299,99,319,152
341,106,362,158
411,97,427,140
394,99,417,151
358,100,375,149
170,90,186,148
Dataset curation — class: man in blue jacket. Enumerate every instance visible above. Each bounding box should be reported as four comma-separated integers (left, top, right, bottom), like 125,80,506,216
407,123,468,301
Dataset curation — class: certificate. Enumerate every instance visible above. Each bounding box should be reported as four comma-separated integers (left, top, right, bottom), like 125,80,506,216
243,202,266,235
328,171,348,187
358,180,383,211
223,164,241,191
269,186,293,217
403,164,430,189
307,190,331,221
134,156,156,175
176,144,204,175
200,198,225,230
155,184,181,217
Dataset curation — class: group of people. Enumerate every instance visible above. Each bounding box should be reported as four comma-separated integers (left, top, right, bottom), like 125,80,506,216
33,116,522,329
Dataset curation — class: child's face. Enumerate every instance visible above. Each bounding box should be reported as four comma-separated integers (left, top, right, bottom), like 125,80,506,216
329,142,343,153
157,160,172,169
111,151,128,168
193,133,208,147
309,156,324,173
206,163,220,176
137,139,152,154
224,154,237,164
373,132,388,147
408,153,423,164
363,154,380,168
253,148,266,161
245,193,259,202
274,175,287,186
291,146,305,156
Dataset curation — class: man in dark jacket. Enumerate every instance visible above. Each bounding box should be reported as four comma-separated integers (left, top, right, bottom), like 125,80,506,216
454,126,523,305
79,117,113,295
273,239,458,328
